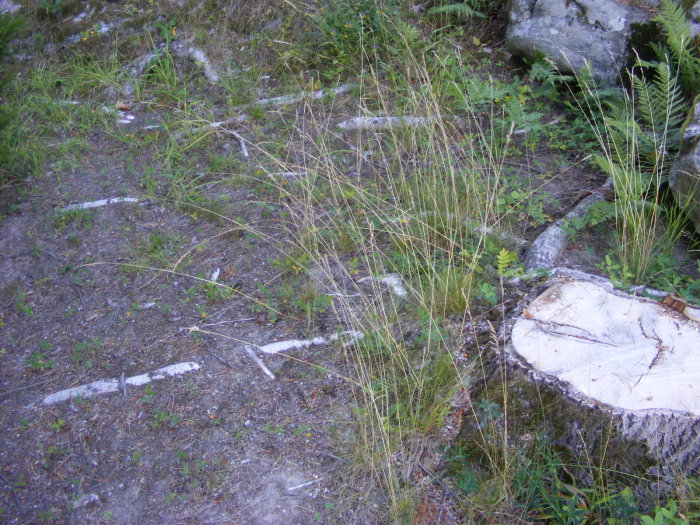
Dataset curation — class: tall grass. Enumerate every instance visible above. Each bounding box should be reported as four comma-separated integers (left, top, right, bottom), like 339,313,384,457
260,37,525,519
574,59,690,285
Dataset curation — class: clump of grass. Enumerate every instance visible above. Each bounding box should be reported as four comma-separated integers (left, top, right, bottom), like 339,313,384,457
260,34,528,518
575,59,690,285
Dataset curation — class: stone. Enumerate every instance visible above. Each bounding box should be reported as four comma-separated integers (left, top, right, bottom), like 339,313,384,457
0,0,19,13
670,99,700,232
505,0,650,83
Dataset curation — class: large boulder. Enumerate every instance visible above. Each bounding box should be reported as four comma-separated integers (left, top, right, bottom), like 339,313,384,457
505,0,650,83
670,99,700,232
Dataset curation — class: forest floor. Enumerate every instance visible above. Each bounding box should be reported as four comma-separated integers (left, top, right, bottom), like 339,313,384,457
0,1,698,524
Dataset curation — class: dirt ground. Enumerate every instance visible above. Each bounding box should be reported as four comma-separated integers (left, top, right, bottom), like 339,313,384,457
2,1,691,524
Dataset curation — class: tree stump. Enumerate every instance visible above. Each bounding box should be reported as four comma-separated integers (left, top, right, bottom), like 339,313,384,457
463,275,700,497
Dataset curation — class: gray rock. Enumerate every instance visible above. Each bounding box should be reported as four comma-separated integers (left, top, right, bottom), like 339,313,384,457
670,99,700,232
505,0,650,83
0,0,19,13
692,1,700,23
73,493,100,509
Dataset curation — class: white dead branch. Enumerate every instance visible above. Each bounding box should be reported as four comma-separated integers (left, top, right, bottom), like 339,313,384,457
173,85,349,140
124,43,220,97
41,362,201,405
60,197,139,212
337,114,475,132
245,347,276,379
212,126,249,158
287,478,323,491
524,179,613,271
172,114,247,141
338,116,437,131
181,45,220,83
253,84,350,107
257,330,363,355
358,274,408,298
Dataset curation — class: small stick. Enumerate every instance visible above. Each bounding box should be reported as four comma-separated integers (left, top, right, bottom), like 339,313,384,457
215,127,249,158
245,347,275,380
0,375,55,398
286,478,322,491
0,471,19,504
417,462,457,499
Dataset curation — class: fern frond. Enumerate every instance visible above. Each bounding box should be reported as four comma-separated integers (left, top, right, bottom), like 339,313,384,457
496,248,518,277
427,2,486,20
654,0,700,95
584,200,617,227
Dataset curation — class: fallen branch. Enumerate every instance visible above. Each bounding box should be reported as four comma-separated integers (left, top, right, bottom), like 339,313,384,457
213,126,249,158
338,116,436,131
245,347,276,379
286,478,323,491
253,84,350,107
172,114,247,141
257,330,363,355
41,362,201,405
524,179,613,271
172,84,350,140
124,42,220,96
60,197,139,212
177,44,219,83
358,274,408,298
337,114,471,132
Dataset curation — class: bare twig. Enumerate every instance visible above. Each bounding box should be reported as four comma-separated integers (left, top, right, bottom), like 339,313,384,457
0,471,19,504
245,347,276,380
0,375,55,398
417,462,457,500
214,127,249,158
286,478,322,491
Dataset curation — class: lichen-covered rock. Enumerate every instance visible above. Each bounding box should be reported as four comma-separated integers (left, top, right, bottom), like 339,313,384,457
670,99,700,232
505,0,650,83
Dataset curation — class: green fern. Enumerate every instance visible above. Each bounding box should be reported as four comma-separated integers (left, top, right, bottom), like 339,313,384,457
653,0,700,96
631,57,686,151
583,200,617,228
496,248,518,277
427,0,487,20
